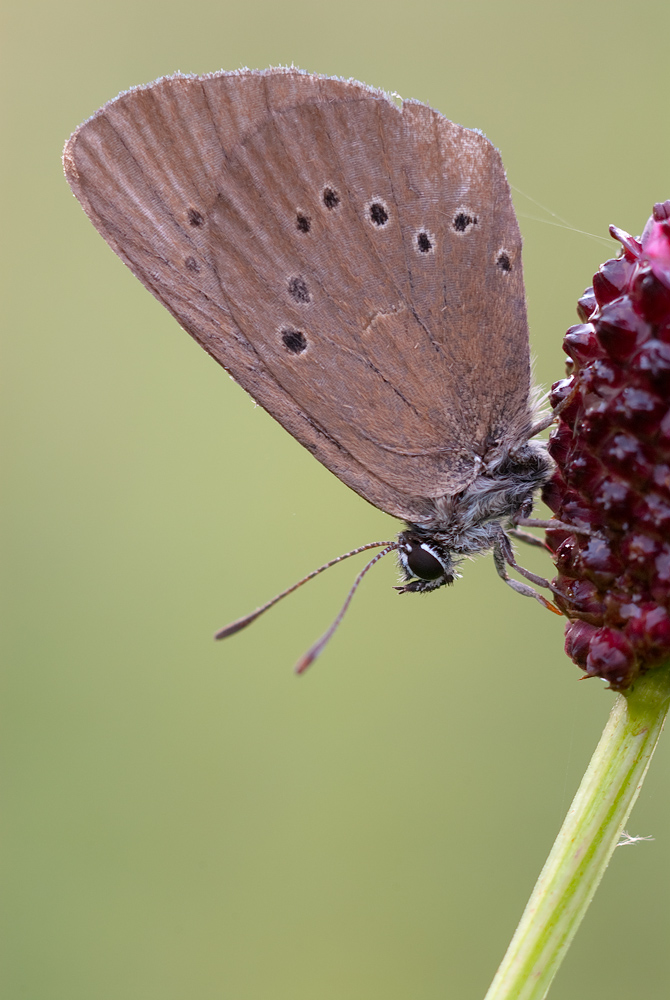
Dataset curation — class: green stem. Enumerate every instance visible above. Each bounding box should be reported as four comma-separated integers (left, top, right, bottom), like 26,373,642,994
484,660,670,1000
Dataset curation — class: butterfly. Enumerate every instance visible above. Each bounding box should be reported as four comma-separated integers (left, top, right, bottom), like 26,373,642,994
64,68,561,670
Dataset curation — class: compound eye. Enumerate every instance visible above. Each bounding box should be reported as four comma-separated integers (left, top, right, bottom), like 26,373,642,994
406,544,445,581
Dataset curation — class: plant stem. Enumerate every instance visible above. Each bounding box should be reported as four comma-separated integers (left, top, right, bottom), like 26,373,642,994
484,660,670,1000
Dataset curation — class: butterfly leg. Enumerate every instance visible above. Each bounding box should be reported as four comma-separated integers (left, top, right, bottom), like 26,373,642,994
527,412,557,437
515,516,597,537
492,529,563,614
528,378,581,438
507,526,552,551
495,529,554,588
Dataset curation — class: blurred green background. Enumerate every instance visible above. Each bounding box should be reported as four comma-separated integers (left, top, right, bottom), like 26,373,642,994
3,1,670,997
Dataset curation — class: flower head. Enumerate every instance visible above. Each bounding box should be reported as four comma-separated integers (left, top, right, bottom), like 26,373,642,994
545,202,670,690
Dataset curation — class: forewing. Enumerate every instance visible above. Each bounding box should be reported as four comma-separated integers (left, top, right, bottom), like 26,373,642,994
63,69,532,523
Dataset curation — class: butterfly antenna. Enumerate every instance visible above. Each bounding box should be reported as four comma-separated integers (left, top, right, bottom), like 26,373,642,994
214,541,397,640
294,544,398,675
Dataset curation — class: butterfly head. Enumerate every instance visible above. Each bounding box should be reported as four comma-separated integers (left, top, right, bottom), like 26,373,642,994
396,530,458,594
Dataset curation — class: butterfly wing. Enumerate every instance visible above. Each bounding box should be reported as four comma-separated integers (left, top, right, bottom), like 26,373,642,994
63,69,532,523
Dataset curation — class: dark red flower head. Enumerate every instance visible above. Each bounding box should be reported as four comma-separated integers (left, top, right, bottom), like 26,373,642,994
545,201,670,690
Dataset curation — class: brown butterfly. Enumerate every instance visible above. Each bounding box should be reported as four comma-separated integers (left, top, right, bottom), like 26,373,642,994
64,68,562,670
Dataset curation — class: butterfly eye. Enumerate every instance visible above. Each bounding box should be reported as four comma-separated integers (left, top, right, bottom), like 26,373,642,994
406,544,445,580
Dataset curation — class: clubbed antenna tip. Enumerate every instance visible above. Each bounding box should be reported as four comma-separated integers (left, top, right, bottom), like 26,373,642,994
214,541,398,670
